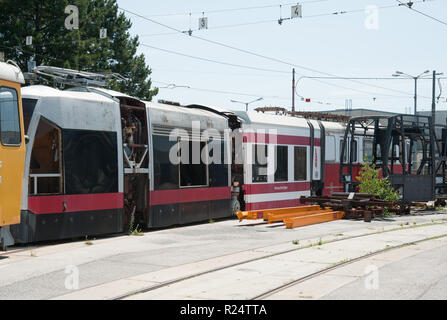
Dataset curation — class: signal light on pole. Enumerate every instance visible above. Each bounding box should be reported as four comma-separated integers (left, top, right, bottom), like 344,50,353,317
305,98,311,102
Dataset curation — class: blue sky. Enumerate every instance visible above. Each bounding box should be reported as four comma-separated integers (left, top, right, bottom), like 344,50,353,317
117,0,447,113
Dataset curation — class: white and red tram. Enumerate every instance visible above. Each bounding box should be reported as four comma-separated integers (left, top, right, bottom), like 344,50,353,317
12,85,232,242
218,111,369,211
234,111,323,211
11,84,370,243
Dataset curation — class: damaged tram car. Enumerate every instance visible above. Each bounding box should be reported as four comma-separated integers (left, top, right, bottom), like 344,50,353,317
10,84,370,243
12,86,232,243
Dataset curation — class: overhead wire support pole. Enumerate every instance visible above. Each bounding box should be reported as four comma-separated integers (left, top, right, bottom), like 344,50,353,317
230,97,263,111
292,68,295,113
414,77,418,116
432,70,436,125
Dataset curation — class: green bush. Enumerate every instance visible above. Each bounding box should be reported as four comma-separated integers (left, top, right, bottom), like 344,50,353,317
356,161,399,202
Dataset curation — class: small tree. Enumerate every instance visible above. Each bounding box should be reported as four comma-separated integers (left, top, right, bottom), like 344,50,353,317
356,161,399,202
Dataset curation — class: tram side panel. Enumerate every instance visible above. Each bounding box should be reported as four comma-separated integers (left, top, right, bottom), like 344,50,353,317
239,114,316,211
146,103,232,228
0,62,26,248
11,86,124,243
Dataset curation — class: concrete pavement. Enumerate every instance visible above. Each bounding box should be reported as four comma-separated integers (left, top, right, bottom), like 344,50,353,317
0,211,445,299
266,238,447,300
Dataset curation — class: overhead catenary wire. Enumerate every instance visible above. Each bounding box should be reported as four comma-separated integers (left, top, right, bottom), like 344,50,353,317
139,0,433,37
4,1,443,106
141,0,329,18
2,42,441,103
7,34,442,107
153,80,287,99
139,42,434,100
139,43,289,74
118,4,432,99
396,0,447,27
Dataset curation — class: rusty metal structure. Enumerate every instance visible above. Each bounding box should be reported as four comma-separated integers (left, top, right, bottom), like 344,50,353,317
288,111,351,123
253,106,288,114
340,114,447,202
253,107,352,123
300,193,403,221
235,191,398,227
235,205,345,229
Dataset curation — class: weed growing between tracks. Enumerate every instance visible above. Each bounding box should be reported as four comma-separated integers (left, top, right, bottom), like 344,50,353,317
130,225,144,236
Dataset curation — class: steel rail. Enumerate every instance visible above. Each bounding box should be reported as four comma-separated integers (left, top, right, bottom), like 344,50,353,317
113,220,447,300
253,232,447,300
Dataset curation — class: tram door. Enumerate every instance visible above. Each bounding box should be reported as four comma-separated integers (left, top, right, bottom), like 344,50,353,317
0,62,25,249
119,97,150,230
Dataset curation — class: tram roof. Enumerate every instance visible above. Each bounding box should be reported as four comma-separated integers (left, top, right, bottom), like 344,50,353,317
0,61,25,84
86,87,228,120
232,110,348,133
21,85,117,104
145,101,228,120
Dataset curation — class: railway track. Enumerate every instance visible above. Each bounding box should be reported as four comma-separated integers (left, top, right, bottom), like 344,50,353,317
113,220,447,300
253,233,447,299
0,245,45,257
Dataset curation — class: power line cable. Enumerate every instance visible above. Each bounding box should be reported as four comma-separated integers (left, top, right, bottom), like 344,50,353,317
139,43,289,74
141,42,432,99
396,0,447,26
139,0,432,36
142,0,328,18
119,5,430,98
2,42,435,102
153,80,287,99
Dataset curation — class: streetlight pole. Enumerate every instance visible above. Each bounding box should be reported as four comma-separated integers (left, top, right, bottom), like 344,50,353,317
230,97,263,112
292,68,295,113
414,77,418,116
392,70,430,115
430,71,444,125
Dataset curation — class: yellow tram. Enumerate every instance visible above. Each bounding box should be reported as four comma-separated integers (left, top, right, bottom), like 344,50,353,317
0,61,25,249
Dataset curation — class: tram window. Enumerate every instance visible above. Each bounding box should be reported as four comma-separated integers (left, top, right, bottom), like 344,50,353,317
22,98,37,134
153,135,179,190
180,140,208,187
405,140,411,163
0,87,21,146
29,117,62,195
363,139,373,161
294,146,307,181
209,140,228,187
252,144,268,183
63,130,118,194
376,144,382,158
274,146,288,182
340,140,348,163
325,135,336,161
351,139,358,162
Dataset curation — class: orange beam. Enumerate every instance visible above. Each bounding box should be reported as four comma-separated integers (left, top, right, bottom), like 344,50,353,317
267,208,332,224
284,211,345,229
236,205,321,221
